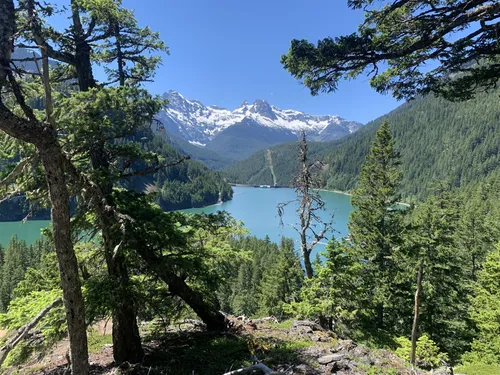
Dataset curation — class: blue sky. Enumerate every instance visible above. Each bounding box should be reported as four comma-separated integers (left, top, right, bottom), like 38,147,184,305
52,0,403,124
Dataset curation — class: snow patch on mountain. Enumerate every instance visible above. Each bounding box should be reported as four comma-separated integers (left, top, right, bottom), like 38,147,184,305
156,90,363,146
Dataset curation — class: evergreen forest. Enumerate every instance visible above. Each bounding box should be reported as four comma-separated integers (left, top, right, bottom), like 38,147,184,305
0,0,498,374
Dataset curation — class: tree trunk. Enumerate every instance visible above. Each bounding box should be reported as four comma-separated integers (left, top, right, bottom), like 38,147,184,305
0,3,90,369
110,257,143,363
68,3,143,358
410,260,424,367
98,190,144,364
376,303,384,329
301,233,314,279
133,245,227,331
41,147,89,375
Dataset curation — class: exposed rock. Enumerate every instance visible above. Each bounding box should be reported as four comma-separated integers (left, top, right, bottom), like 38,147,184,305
291,320,324,332
253,316,279,325
332,339,355,353
288,320,334,342
318,353,346,364
293,363,321,375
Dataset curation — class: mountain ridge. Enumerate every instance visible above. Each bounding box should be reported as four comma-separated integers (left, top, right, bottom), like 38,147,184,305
223,88,500,201
155,91,363,160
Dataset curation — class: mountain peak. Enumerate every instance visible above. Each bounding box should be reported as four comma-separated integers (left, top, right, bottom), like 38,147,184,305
156,90,363,147
250,99,276,120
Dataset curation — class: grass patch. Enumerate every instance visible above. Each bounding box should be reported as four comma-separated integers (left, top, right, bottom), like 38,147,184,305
455,364,500,375
260,339,313,366
266,320,293,330
87,333,112,353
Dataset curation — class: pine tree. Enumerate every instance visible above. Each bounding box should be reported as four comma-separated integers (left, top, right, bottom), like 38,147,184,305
0,236,30,312
462,245,500,365
348,121,403,329
406,184,471,363
258,238,303,318
285,239,362,332
281,1,500,101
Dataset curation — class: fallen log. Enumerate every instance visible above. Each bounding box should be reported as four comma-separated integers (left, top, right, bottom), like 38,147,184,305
222,356,281,375
0,298,63,366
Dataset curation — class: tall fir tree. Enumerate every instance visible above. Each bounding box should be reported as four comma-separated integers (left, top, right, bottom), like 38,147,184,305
405,184,471,362
462,245,500,365
348,121,403,329
258,238,303,318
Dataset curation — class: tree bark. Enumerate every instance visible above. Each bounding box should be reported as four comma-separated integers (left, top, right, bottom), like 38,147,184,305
64,3,143,361
0,2,89,372
97,180,144,364
301,242,314,278
133,245,227,331
410,260,424,367
41,146,90,375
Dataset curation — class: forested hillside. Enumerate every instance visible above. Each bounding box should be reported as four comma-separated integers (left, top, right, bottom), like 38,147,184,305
0,133,232,220
223,141,333,185
225,89,500,201
157,130,235,170
125,135,233,211
1,0,499,374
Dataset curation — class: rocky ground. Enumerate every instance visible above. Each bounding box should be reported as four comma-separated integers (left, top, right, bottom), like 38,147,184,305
3,317,452,375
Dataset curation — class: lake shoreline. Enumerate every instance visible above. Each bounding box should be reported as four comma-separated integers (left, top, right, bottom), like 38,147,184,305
229,184,411,207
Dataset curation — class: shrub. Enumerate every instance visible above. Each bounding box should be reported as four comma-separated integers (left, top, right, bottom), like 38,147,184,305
395,335,448,369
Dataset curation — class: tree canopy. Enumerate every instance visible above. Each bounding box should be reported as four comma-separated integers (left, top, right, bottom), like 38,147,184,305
281,0,500,101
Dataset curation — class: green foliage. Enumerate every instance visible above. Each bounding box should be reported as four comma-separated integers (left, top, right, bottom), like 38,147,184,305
395,335,448,369
462,245,500,366
257,238,304,317
455,364,500,375
0,236,45,311
403,185,473,358
281,0,499,101
223,140,332,186
221,236,303,318
348,121,404,329
285,240,362,332
224,89,500,203
87,332,113,354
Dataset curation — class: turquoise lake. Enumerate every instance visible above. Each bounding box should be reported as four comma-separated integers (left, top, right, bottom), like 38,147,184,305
0,187,353,257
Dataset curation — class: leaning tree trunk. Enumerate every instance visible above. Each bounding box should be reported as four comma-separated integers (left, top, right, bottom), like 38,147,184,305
0,298,63,367
410,260,424,367
134,245,227,331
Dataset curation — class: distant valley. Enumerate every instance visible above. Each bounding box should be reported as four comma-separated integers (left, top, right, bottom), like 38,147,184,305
224,88,500,202
155,91,363,162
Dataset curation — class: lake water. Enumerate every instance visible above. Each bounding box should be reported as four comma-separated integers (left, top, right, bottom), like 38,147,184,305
0,187,353,257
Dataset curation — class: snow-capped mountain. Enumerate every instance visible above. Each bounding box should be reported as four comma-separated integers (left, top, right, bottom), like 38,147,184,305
157,91,363,148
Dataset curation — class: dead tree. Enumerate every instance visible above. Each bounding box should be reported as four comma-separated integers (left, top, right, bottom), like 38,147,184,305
278,131,333,278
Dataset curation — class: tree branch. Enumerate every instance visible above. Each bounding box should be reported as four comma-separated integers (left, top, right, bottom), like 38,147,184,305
0,298,63,367
120,156,190,178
